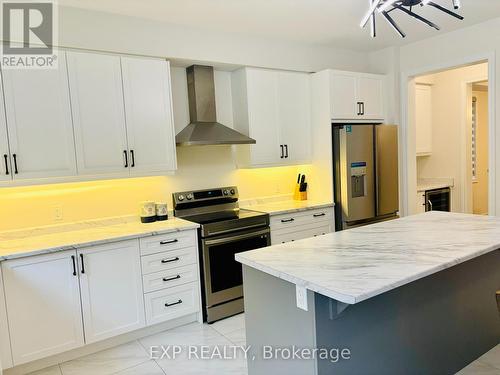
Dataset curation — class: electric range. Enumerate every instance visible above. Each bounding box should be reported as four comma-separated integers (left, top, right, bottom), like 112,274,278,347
173,186,270,323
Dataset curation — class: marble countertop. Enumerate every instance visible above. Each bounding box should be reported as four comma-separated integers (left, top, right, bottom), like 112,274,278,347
0,216,199,261
236,211,500,305
417,178,454,192
240,200,334,215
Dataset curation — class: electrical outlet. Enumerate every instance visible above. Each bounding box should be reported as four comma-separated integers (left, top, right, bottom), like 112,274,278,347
296,285,308,311
53,205,63,221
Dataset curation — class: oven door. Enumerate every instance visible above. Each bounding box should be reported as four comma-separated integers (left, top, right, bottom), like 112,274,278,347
201,227,270,308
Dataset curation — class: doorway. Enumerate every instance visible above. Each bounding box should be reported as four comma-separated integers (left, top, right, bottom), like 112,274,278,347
470,81,489,215
405,60,494,216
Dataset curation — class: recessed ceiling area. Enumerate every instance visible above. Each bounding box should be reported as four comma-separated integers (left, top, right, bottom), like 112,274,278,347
57,0,500,51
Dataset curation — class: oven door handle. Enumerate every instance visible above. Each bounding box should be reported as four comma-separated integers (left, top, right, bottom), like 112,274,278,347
206,223,269,237
204,228,270,246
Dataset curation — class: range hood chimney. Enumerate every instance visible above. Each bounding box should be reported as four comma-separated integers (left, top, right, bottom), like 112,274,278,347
175,65,256,146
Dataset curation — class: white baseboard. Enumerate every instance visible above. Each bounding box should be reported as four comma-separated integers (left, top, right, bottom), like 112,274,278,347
4,313,198,375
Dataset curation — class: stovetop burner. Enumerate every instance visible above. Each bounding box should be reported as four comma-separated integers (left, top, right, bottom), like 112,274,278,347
173,187,269,238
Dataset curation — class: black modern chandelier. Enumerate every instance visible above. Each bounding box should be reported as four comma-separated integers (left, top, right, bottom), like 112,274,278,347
361,0,464,38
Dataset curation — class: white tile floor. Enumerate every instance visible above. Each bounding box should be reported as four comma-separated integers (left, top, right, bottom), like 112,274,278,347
27,313,498,375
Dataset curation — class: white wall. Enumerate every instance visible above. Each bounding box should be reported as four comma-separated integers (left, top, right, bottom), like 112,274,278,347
58,6,370,73
415,64,488,213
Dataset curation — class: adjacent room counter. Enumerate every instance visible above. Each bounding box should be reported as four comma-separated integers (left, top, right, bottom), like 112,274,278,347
0,216,199,260
237,212,500,375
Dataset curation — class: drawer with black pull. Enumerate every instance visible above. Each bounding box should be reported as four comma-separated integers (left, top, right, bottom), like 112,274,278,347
145,282,200,326
141,247,197,275
270,207,333,230
142,264,198,293
139,230,197,256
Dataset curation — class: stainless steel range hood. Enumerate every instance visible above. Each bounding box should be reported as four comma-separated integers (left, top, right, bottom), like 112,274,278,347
176,65,256,146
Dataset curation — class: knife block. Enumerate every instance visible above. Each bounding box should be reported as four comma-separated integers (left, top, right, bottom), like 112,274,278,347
293,183,301,200
298,191,307,201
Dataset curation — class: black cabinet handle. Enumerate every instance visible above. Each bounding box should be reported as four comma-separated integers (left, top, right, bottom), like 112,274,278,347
163,275,181,282
361,102,365,115
165,299,183,307
130,150,135,167
313,213,326,217
123,150,128,168
12,154,18,174
281,218,295,223
160,239,178,245
280,145,284,159
284,145,289,158
356,102,361,116
161,257,180,264
3,154,8,175
71,255,77,276
80,253,85,274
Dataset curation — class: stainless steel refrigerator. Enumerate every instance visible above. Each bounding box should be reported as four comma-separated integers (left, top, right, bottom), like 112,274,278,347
332,124,399,231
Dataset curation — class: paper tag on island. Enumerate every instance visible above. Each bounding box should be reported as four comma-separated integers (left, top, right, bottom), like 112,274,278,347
296,285,308,311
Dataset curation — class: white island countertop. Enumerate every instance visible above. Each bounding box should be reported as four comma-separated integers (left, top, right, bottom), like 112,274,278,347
236,211,500,304
0,216,199,261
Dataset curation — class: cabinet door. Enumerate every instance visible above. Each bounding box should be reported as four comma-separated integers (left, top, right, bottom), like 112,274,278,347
0,74,11,181
357,76,384,120
246,69,281,166
121,57,177,174
415,85,432,155
2,52,77,179
67,51,129,175
278,72,312,164
2,251,84,365
78,240,145,344
330,73,358,120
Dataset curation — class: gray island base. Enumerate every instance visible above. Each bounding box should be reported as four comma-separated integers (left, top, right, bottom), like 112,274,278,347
237,212,500,375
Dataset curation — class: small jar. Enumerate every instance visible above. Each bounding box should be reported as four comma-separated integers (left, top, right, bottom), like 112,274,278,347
140,201,156,223
155,202,168,221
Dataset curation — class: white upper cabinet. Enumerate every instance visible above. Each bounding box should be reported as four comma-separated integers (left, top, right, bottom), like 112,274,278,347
78,240,145,344
121,57,177,174
330,73,358,119
330,71,385,121
67,51,129,176
232,67,311,168
415,84,433,156
357,76,384,120
2,52,77,180
2,251,84,365
278,71,312,164
0,75,11,181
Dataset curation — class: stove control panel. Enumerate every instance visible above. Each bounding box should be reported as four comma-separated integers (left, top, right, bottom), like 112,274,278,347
173,186,239,206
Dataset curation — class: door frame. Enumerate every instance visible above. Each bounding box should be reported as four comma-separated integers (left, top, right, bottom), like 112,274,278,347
400,52,496,216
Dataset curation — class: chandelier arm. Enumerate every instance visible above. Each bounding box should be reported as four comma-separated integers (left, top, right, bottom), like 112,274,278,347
427,1,464,20
394,4,441,30
381,11,406,38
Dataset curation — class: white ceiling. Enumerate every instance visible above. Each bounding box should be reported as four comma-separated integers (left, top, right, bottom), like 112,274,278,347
58,0,500,52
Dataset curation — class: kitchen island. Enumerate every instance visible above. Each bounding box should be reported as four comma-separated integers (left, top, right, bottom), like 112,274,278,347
236,212,500,375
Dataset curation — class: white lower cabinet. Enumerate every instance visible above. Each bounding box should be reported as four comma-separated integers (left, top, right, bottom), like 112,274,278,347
140,230,201,326
0,230,201,368
78,240,145,344
144,282,200,326
416,192,426,214
270,207,335,245
2,251,84,365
